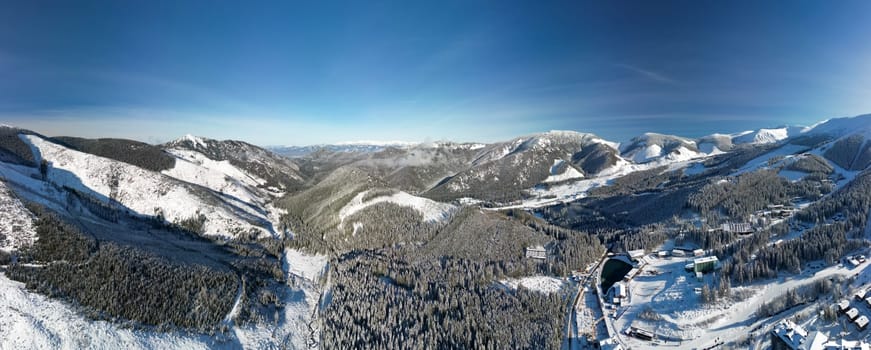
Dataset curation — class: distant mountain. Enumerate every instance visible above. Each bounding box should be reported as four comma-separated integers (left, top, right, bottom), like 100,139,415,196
620,132,705,164
426,131,620,201
269,141,418,158
164,134,305,192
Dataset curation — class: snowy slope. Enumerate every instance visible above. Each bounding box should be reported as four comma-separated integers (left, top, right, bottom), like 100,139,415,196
162,148,270,206
338,190,456,228
22,134,272,239
542,159,584,183
0,180,36,252
500,276,564,294
621,133,706,164
732,127,806,145
0,273,224,350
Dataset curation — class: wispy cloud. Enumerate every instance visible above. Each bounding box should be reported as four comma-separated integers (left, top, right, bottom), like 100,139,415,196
615,63,678,85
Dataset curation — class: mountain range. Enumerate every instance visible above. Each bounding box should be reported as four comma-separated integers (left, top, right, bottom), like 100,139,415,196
0,114,869,349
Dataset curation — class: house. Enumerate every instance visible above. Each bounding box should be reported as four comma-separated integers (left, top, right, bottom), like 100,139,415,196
525,245,547,260
770,320,807,350
693,249,705,257
864,296,871,308
856,289,867,301
693,256,719,274
657,251,668,258
628,327,654,341
672,249,686,257
721,222,753,234
838,299,851,313
820,338,871,349
846,307,860,320
627,249,645,260
856,315,869,331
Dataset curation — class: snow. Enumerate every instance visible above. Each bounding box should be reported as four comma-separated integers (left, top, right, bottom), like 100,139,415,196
20,134,271,239
683,162,707,176
500,276,564,294
778,169,807,181
603,252,871,349
0,180,37,252
162,148,267,206
733,127,790,144
733,143,810,175
542,159,584,183
284,248,329,282
0,273,222,350
183,134,207,149
632,144,662,163
338,190,456,228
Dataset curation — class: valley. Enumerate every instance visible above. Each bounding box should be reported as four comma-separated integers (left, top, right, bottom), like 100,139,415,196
0,114,870,349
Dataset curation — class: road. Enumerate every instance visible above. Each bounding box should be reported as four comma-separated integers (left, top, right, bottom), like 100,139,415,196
564,253,608,350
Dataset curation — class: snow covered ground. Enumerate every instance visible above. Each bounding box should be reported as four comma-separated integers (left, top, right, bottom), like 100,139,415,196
500,276,564,294
605,252,871,349
162,148,269,206
338,189,456,228
284,248,329,282
19,134,272,239
542,159,584,183
0,273,229,350
0,180,36,252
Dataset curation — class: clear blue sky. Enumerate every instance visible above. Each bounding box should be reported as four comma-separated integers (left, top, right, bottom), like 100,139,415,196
1,1,870,145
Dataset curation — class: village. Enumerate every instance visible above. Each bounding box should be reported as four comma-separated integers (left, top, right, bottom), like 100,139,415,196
547,207,871,350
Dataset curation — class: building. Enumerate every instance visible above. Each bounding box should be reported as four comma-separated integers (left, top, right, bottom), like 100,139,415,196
525,245,546,260
820,339,871,350
838,299,851,313
722,222,753,234
856,289,867,301
693,256,719,273
772,320,871,350
856,315,869,331
846,307,860,320
771,320,807,350
627,249,645,260
864,296,871,308
627,327,654,341
672,249,686,257
693,249,705,257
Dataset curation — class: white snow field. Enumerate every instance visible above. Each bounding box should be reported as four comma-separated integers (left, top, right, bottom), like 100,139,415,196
0,180,36,252
20,134,273,239
338,189,456,229
604,251,871,349
500,276,564,294
0,273,223,350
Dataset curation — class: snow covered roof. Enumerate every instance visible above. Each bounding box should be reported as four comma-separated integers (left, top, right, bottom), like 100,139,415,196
771,320,807,349
847,307,860,320
838,299,851,310
694,256,719,264
856,315,869,327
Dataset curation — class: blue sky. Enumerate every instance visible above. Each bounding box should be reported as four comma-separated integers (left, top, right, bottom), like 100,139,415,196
2,1,870,145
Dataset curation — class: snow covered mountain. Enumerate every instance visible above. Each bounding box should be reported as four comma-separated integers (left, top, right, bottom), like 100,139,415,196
164,135,305,192
620,133,707,164
14,134,277,239
269,141,418,158
425,131,621,201
1,113,870,350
